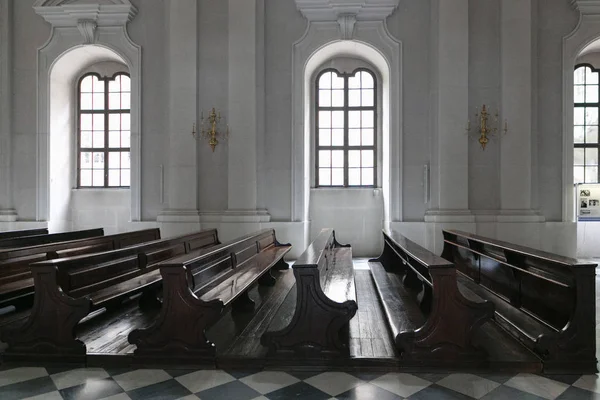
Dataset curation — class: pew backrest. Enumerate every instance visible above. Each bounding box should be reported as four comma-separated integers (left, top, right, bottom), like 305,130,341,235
0,229,48,241
0,228,105,249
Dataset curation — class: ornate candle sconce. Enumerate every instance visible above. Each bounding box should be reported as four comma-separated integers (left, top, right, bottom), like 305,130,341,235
192,108,229,152
466,104,508,150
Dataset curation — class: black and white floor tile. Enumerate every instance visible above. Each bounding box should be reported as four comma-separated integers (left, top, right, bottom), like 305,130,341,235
0,367,599,400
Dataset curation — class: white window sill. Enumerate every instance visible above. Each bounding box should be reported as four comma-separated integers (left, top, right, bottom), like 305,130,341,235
71,188,131,192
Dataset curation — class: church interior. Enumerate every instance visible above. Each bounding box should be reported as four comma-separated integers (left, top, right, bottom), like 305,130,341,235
1,0,600,399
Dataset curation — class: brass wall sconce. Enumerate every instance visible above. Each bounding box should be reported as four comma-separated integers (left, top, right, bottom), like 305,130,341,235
193,108,229,152
466,104,508,150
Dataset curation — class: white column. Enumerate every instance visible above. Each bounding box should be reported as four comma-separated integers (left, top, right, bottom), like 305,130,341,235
0,0,16,222
158,0,199,223
500,0,532,211
426,0,471,220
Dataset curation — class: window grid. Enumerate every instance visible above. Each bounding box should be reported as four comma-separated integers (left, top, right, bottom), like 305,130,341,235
315,68,377,188
574,64,600,184
77,72,131,188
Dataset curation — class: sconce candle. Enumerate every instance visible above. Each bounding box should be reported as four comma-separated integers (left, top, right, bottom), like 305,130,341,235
193,108,229,152
465,104,508,150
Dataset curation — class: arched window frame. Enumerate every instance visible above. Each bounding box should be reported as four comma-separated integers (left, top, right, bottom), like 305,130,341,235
315,67,378,188
77,71,131,188
574,63,600,184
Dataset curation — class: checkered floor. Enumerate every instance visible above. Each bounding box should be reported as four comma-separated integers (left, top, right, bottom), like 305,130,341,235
0,367,598,400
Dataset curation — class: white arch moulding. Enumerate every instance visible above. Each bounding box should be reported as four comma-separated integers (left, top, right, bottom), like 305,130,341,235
34,0,142,221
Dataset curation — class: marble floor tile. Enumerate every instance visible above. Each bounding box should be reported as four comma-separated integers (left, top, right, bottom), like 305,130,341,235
0,376,58,400
59,378,124,400
112,369,172,391
98,394,133,400
335,382,403,400
196,380,260,400
557,386,600,400
505,374,570,400
574,375,600,394
304,372,365,396
240,371,300,394
407,384,475,400
21,390,64,400
370,372,431,398
437,373,500,399
126,379,191,400
51,368,110,390
0,367,48,388
263,381,330,400
176,370,236,394
481,385,546,400
175,396,200,400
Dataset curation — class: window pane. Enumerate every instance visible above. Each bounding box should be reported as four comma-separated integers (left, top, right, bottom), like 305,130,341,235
575,85,585,103
361,71,374,88
319,90,331,107
81,114,93,131
109,131,120,148
81,131,92,148
93,114,104,131
587,126,599,143
121,75,131,92
332,74,344,89
575,108,585,125
121,152,130,169
109,93,120,110
108,170,120,187
331,168,344,185
349,129,361,146
349,111,361,129
349,150,361,168
362,111,374,128
319,72,332,89
331,150,344,168
121,114,130,131
121,93,131,110
586,166,598,183
587,85,599,103
109,114,120,131
319,111,331,128
319,168,331,186
92,170,104,187
319,150,331,168
575,166,585,184
93,131,104,148
575,126,585,143
109,77,121,94
587,68,599,84
81,93,93,110
319,129,331,146
586,148,599,165
331,111,344,128
80,169,92,186
348,168,361,186
587,107,599,125
121,169,130,186
93,93,104,110
121,131,131,148
575,148,585,165
362,150,374,168
92,76,104,92
331,129,344,146
362,89,374,107
348,75,360,89
80,76,93,92
362,129,374,146
349,89,360,107
362,168,374,186
81,152,92,168
108,152,120,169
93,152,105,169
331,89,344,107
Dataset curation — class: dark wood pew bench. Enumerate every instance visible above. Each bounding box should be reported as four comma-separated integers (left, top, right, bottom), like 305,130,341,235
368,229,494,365
442,229,597,373
1,229,220,363
129,229,291,364
0,228,48,241
261,228,357,358
0,229,161,309
0,228,104,249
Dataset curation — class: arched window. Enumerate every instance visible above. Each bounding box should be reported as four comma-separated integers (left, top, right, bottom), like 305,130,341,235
77,72,131,188
316,68,377,187
574,64,600,184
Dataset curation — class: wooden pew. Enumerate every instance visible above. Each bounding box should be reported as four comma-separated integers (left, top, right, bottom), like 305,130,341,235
1,229,220,363
0,228,104,249
261,228,357,358
0,228,48,241
442,230,597,373
0,229,161,309
129,229,291,364
368,229,494,365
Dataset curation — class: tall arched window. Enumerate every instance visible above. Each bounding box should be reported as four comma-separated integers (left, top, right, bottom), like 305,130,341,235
78,72,131,188
316,68,377,187
574,64,600,184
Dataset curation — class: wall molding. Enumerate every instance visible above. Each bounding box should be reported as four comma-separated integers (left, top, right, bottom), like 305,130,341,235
571,0,600,15
295,0,399,21
33,0,142,222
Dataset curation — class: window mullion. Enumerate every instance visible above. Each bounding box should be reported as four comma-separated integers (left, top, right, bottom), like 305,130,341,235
344,74,349,187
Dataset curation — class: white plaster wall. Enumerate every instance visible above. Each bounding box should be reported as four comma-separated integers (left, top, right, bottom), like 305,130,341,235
70,189,131,234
